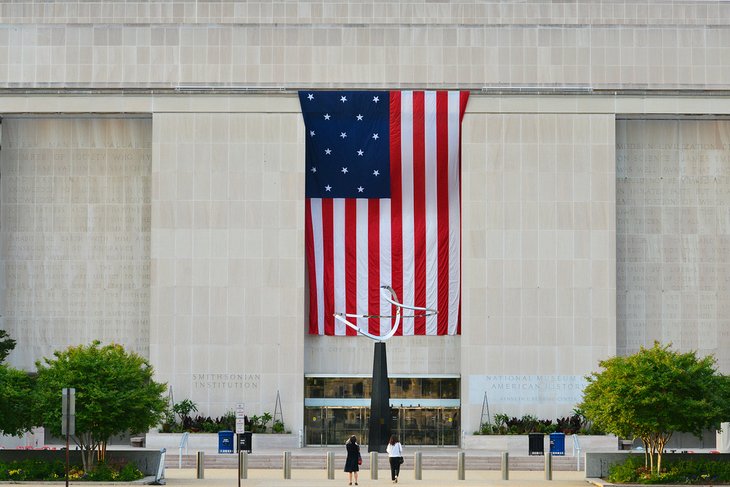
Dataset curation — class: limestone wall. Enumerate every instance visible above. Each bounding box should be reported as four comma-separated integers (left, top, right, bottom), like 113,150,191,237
150,111,304,425
1,1,729,89
616,119,730,371
460,112,616,427
0,117,151,370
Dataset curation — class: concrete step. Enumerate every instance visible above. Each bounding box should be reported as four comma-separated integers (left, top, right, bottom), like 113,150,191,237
166,453,581,471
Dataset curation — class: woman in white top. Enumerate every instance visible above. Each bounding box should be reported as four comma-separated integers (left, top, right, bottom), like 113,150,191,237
386,434,403,483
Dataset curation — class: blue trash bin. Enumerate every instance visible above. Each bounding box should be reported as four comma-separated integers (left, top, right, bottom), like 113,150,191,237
218,430,234,454
549,432,565,456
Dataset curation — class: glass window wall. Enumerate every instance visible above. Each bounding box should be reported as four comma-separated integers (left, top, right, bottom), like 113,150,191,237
304,376,460,446
305,377,459,399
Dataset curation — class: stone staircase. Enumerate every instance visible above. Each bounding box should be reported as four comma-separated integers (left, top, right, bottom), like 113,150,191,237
168,452,581,471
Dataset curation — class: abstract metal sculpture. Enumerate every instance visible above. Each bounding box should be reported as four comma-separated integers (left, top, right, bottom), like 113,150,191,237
333,286,437,341
333,286,437,452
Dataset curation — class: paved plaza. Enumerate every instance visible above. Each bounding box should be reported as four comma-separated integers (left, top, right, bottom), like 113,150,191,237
157,468,590,487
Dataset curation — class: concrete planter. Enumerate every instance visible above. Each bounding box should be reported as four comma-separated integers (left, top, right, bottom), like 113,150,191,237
585,452,730,478
252,433,299,451
0,449,164,476
462,434,619,455
145,431,299,453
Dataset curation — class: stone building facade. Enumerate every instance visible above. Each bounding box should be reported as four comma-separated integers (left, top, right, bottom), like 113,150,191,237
1,1,729,443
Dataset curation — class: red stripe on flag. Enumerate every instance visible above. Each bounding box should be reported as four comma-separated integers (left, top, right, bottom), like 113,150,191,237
321,198,335,336
345,199,357,336
412,91,427,335
389,91,403,335
368,199,380,336
305,199,318,334
436,91,450,335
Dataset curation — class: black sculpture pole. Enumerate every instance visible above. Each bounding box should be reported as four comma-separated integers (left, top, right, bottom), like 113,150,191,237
368,341,391,452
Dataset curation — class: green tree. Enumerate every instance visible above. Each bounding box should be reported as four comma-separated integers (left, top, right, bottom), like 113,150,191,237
33,341,167,470
579,342,730,474
0,329,17,363
0,364,34,436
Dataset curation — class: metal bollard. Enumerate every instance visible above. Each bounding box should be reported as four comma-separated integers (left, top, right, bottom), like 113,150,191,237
414,452,422,480
370,451,378,480
239,451,248,479
283,451,292,479
327,451,335,480
195,451,204,479
545,452,552,481
501,451,509,480
457,451,465,480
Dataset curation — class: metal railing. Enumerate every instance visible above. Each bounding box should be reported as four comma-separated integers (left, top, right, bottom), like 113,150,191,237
178,432,189,469
572,434,582,471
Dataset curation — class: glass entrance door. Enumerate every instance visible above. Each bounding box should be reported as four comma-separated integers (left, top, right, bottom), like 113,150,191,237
305,407,370,446
391,407,460,446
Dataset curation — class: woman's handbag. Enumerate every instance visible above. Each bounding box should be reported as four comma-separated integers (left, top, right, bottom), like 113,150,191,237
358,453,362,465
398,456,404,465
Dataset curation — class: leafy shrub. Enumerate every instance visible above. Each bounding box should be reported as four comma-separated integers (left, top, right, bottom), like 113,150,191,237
556,415,582,434
608,456,644,483
272,420,286,433
117,462,145,481
249,412,273,433
87,460,143,482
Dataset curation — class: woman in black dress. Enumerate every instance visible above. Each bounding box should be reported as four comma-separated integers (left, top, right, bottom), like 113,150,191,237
344,435,360,485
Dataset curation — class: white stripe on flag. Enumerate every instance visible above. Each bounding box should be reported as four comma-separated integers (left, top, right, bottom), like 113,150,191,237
310,199,325,335
379,199,392,335
333,199,346,336
448,91,461,334
400,91,415,336
424,91,438,335
356,199,369,331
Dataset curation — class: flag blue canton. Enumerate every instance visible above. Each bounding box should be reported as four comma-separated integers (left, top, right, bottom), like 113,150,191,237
299,91,391,199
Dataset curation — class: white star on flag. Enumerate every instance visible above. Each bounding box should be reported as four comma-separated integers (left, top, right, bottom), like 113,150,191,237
340,96,347,103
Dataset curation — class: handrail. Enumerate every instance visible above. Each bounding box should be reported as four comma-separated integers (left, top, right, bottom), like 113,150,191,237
572,434,582,471
151,448,166,485
178,432,189,469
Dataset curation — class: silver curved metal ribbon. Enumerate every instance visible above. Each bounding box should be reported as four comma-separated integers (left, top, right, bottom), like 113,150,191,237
333,285,438,342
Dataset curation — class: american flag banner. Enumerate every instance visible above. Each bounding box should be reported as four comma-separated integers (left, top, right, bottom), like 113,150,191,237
300,90,469,336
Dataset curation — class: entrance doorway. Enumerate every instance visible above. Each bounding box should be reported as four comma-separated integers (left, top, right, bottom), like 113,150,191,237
305,407,370,446
391,407,460,446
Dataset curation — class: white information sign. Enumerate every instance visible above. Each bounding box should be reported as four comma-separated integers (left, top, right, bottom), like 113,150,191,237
235,403,246,433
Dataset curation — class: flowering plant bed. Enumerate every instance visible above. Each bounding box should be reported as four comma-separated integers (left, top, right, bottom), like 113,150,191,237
609,456,730,484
